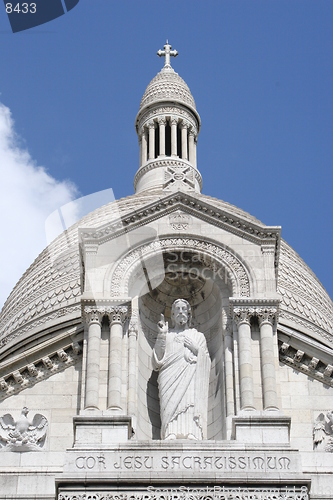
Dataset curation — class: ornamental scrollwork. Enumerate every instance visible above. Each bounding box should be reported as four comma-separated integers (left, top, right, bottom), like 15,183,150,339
58,485,309,500
108,238,251,298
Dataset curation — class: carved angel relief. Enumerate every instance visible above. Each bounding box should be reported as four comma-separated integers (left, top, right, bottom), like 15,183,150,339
0,407,48,452
313,411,333,452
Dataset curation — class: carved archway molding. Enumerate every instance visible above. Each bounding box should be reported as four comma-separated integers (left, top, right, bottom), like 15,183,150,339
105,236,254,298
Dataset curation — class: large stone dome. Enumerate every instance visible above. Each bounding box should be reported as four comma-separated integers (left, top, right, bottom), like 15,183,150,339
0,190,332,360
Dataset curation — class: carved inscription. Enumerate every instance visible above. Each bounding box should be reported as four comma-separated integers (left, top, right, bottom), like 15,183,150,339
72,452,292,473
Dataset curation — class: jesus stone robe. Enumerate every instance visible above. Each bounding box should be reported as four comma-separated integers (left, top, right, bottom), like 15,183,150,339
153,328,211,440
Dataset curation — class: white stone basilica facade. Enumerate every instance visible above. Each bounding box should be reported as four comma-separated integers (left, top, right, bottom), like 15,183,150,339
0,43,332,500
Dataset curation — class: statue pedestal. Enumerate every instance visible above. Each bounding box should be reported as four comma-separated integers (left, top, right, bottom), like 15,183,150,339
232,413,291,445
73,415,132,448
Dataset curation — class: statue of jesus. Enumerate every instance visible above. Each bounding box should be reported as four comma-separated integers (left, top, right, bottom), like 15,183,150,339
152,298,211,440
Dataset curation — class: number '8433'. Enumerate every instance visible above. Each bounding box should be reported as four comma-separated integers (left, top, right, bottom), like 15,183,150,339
6,3,36,13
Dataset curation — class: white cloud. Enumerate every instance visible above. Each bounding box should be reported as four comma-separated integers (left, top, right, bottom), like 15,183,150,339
0,102,78,308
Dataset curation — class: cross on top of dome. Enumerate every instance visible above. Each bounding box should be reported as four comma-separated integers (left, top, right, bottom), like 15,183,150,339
157,40,178,69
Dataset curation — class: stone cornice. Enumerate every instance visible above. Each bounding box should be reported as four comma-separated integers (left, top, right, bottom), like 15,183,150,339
277,324,333,386
278,338,333,388
229,298,280,306
0,339,82,402
79,192,281,256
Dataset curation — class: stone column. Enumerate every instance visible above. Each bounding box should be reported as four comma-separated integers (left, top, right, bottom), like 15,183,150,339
158,117,166,156
257,307,279,410
141,129,147,166
181,122,188,160
224,326,235,417
107,306,127,411
188,130,195,165
84,307,104,410
171,117,178,156
148,122,155,160
233,307,256,410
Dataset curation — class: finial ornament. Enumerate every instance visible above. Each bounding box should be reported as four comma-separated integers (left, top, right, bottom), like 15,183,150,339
157,41,178,69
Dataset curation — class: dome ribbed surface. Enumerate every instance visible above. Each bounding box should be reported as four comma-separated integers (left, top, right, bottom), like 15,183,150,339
139,68,196,112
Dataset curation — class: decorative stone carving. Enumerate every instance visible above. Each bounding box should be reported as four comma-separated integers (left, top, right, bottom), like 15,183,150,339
0,407,48,452
57,349,69,362
0,378,8,391
256,307,277,326
78,192,278,247
133,160,202,191
233,306,255,326
313,411,333,452
72,341,81,354
324,364,333,378
0,342,82,402
278,341,333,387
42,356,54,369
12,370,24,384
152,299,211,440
168,211,192,230
107,306,128,325
83,307,105,325
280,342,290,354
163,164,195,191
294,350,304,363
109,237,251,298
27,364,39,377
58,486,309,500
137,105,197,136
309,357,319,370
157,116,167,126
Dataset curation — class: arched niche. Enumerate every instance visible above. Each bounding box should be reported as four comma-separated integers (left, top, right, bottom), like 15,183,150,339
128,250,234,441
105,236,255,299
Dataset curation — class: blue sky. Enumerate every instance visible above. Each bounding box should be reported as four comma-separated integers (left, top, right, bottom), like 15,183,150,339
0,0,332,306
